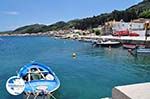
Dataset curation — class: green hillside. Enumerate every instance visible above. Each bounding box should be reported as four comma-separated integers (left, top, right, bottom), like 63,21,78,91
2,0,150,34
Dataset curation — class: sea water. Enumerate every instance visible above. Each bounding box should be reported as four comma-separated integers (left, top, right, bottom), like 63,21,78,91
0,36,150,99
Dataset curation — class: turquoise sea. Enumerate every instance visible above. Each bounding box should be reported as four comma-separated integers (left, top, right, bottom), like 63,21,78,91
0,36,150,99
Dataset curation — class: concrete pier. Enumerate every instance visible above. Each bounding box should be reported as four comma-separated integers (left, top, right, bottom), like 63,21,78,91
112,83,150,99
80,35,150,41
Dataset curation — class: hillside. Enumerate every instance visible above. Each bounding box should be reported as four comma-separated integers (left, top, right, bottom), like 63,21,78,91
2,0,150,34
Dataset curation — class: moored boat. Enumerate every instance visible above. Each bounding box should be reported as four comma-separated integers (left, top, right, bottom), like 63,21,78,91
95,40,121,47
136,48,150,54
123,44,145,49
18,62,60,96
128,46,150,55
123,44,136,49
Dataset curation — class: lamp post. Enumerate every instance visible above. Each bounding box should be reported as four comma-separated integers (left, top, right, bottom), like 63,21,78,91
145,21,149,41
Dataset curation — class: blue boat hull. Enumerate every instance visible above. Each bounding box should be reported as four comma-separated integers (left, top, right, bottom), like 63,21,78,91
137,48,150,54
18,63,60,94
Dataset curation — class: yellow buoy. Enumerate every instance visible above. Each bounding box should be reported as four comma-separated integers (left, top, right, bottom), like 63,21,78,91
72,53,77,58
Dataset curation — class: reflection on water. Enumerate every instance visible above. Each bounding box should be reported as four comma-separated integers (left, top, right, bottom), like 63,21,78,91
0,36,150,99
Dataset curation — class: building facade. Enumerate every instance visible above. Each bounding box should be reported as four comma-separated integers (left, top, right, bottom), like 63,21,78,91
104,19,150,36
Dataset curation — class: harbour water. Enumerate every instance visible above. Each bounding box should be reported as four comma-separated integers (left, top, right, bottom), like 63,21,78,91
0,36,150,99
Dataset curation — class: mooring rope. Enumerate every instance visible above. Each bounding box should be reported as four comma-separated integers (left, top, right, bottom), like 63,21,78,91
33,93,39,99
24,67,57,99
26,92,30,99
48,92,57,99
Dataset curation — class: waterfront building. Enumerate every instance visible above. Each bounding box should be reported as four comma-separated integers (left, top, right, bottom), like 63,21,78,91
112,20,144,32
104,19,150,36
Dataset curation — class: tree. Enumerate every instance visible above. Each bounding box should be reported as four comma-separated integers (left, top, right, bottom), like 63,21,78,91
95,30,101,35
139,10,150,18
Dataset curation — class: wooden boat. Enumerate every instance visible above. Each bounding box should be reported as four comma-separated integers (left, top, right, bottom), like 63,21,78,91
123,44,136,49
123,44,145,49
18,62,60,96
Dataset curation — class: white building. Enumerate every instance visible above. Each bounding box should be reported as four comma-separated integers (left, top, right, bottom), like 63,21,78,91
108,20,146,36
112,21,144,32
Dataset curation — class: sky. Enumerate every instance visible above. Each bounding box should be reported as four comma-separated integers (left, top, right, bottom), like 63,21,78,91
0,0,142,31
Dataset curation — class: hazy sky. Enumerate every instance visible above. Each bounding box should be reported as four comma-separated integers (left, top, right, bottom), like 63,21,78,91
0,0,142,31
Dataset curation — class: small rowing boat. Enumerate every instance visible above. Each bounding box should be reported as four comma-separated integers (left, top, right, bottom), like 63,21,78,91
123,44,145,49
18,62,60,96
123,44,136,49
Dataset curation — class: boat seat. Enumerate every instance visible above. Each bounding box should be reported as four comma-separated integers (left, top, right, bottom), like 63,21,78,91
46,74,54,80
31,73,42,80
